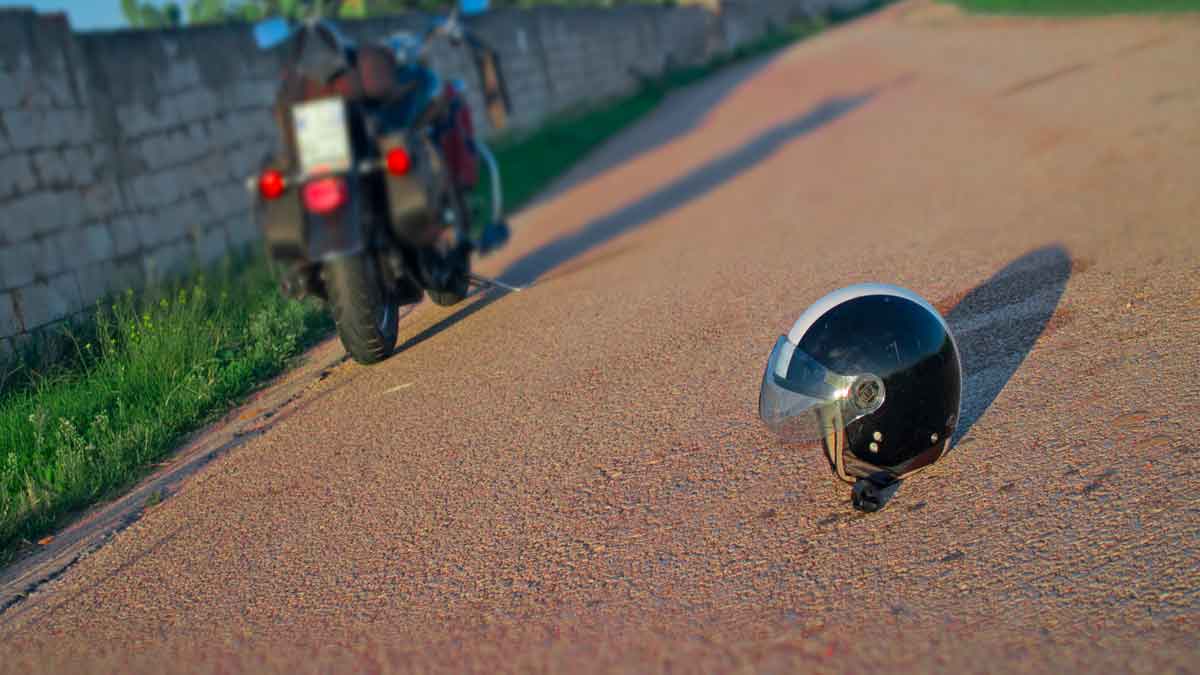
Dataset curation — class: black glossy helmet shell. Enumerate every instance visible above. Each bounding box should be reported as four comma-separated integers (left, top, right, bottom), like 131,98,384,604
759,284,962,483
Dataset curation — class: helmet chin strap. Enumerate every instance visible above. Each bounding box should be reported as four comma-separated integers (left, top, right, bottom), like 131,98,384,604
817,403,848,483
817,400,902,514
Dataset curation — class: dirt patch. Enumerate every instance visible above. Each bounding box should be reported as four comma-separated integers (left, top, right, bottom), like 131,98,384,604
898,5,966,26
999,63,1092,97
1114,34,1170,56
1151,88,1198,106
1113,411,1150,430
1040,306,1076,337
1026,128,1072,156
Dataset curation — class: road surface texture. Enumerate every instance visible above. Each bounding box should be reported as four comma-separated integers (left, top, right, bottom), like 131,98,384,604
2,1,1198,672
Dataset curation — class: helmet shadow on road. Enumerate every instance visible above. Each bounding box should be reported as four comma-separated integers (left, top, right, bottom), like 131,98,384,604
944,244,1072,448
397,89,880,353
823,244,1072,515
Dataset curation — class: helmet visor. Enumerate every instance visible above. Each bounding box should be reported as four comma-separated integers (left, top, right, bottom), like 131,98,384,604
758,335,873,443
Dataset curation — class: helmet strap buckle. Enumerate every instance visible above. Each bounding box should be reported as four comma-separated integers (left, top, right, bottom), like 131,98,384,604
851,471,900,513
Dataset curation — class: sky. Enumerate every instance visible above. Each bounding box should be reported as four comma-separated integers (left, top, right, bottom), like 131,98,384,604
1,1,156,31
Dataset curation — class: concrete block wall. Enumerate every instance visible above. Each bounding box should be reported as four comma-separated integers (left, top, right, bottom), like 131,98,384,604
0,0,871,359
0,9,116,363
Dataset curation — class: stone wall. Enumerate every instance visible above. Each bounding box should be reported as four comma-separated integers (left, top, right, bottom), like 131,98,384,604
0,0,871,359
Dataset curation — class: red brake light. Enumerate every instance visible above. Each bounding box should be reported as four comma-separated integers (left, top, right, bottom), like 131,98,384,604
259,169,285,200
386,147,411,176
301,177,348,215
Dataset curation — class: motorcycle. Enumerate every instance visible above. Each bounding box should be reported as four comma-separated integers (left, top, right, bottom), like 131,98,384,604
244,0,513,365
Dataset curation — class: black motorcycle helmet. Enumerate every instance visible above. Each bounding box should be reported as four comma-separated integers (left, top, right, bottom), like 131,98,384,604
758,283,962,512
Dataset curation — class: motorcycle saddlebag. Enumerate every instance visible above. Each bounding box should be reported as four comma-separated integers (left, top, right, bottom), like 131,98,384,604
379,132,447,248
256,156,306,262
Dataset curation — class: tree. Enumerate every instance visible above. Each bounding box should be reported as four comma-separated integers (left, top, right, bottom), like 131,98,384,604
187,0,232,23
120,0,184,27
119,0,309,28
120,0,678,30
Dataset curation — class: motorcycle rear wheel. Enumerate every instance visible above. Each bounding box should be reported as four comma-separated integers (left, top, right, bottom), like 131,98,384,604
323,254,400,365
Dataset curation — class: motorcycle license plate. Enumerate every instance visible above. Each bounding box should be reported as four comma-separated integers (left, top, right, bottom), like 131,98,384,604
292,97,353,176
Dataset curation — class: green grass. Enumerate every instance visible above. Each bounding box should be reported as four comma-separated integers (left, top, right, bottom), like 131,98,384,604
944,0,1200,14
0,254,334,562
0,8,868,564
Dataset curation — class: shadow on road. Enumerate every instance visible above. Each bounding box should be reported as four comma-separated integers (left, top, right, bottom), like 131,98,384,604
945,244,1073,446
507,93,877,287
397,89,879,354
533,52,789,205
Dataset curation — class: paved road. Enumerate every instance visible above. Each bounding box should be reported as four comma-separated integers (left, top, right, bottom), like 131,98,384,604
2,1,1198,672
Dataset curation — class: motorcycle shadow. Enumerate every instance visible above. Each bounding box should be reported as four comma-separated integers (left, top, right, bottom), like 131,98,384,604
530,51,792,207
397,89,882,354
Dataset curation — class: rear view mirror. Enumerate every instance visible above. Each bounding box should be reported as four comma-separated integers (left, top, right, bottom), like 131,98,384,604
460,0,490,16
253,17,294,50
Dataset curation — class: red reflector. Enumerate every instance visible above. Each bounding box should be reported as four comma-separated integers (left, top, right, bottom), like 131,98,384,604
259,169,285,200
386,148,411,176
301,178,348,215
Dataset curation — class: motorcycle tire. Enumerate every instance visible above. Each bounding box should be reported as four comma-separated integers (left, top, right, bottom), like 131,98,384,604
323,254,400,365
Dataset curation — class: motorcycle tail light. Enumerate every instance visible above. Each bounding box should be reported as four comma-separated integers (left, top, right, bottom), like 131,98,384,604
259,169,286,200
301,177,348,215
386,147,411,176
